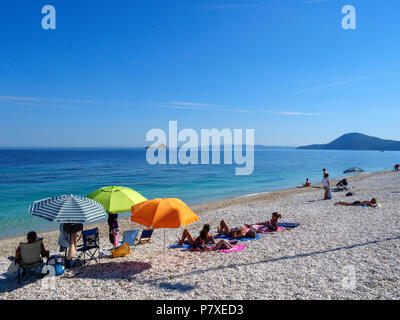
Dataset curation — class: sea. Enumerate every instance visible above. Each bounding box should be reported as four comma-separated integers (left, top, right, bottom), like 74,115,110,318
0,148,399,239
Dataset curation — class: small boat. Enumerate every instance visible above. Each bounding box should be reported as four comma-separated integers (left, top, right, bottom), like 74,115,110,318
343,167,364,174
145,143,168,150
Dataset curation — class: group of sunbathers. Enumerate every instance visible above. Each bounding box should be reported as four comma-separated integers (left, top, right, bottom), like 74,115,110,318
177,212,283,251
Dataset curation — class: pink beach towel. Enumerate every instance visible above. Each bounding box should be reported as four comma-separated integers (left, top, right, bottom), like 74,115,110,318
248,224,286,233
217,244,247,253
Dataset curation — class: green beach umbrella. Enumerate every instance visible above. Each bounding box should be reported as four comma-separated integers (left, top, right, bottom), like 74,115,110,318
86,186,147,214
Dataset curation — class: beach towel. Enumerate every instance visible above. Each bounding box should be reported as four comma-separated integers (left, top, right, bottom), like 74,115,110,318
245,224,286,233
214,234,262,241
217,244,247,253
278,222,300,229
169,243,194,250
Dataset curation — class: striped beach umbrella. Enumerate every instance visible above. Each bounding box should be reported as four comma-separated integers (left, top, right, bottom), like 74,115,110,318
29,195,107,223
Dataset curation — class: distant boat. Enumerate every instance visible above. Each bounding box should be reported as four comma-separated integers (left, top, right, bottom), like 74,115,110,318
343,167,364,174
145,143,168,150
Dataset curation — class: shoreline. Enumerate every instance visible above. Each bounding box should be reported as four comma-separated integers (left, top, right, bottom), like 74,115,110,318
1,168,399,299
0,169,390,256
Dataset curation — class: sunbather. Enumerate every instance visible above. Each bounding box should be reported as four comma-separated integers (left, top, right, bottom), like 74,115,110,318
213,239,233,250
297,178,311,188
217,220,257,239
177,224,215,249
334,198,378,207
246,212,282,232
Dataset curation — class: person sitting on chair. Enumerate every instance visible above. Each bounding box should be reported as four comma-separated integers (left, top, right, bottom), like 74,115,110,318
15,231,49,263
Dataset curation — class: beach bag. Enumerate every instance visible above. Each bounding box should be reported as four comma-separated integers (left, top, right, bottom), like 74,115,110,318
113,229,120,248
47,256,65,276
111,242,130,258
7,261,18,274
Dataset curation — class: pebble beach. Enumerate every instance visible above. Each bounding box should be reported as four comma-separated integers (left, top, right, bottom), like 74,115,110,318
1,170,399,300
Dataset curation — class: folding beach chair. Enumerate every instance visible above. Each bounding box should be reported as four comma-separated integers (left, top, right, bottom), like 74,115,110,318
120,229,140,246
77,228,100,265
137,229,153,244
16,239,47,283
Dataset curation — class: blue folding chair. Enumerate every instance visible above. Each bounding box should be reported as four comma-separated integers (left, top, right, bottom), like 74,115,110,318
120,229,140,246
77,228,100,265
138,229,153,244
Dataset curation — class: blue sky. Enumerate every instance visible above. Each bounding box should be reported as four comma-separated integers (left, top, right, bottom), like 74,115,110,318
0,0,399,147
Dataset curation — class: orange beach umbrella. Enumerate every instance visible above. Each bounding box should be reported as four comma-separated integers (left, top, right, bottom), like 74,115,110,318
130,198,199,229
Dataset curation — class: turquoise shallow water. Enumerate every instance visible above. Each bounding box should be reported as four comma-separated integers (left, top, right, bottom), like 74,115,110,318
0,148,399,239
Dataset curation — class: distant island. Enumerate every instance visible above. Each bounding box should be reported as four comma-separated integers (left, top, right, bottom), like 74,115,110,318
297,133,400,151
145,143,168,149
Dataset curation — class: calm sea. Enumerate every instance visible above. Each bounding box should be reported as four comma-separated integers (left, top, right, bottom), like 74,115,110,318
0,148,399,239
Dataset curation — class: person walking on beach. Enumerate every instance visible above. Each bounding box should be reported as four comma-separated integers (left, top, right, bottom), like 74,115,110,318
395,164,399,172
322,172,332,200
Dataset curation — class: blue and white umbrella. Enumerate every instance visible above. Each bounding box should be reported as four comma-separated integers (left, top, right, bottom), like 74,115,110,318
29,195,107,223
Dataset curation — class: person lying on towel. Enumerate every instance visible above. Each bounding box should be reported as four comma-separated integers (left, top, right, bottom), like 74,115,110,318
177,224,215,250
245,212,282,232
217,220,257,239
334,198,378,207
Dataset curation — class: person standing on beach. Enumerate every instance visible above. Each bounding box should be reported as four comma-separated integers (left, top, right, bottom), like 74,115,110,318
322,172,332,200
107,213,119,248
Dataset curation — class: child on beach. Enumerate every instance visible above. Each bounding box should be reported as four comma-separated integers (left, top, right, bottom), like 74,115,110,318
217,220,257,239
246,212,282,232
334,198,378,207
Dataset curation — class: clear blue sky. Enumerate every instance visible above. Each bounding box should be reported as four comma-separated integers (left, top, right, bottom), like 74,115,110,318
0,0,399,147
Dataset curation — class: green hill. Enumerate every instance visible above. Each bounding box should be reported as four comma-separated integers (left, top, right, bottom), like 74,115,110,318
297,133,400,151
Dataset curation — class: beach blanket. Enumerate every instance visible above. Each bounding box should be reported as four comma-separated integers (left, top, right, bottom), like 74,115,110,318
278,222,300,229
169,243,194,250
250,225,286,233
217,244,247,253
214,234,262,241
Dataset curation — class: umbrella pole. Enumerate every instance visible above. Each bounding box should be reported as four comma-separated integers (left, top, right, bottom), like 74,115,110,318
164,229,166,250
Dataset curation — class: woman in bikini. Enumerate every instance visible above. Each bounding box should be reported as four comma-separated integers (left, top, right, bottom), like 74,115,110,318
334,198,378,207
247,212,282,232
177,224,215,249
217,220,257,239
